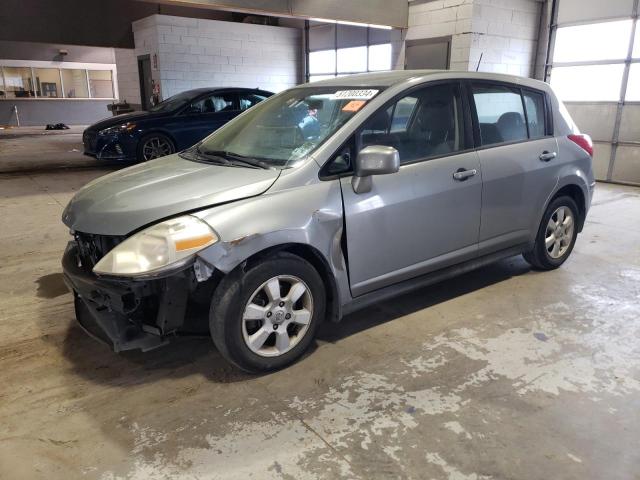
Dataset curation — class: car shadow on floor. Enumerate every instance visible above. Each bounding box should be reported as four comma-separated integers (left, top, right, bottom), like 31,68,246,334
316,255,532,343
56,255,532,386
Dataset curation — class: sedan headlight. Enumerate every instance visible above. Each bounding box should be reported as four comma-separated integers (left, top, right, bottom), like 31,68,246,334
93,215,218,276
99,122,136,135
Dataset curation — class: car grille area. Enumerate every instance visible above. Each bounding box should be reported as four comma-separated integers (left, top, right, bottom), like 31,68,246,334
82,130,97,153
74,232,125,271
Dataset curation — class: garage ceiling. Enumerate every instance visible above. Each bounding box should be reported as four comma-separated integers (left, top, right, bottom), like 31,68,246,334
140,0,409,27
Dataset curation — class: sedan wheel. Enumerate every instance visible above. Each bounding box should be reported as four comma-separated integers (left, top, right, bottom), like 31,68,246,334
545,206,574,259
140,135,174,161
523,195,579,270
242,275,313,357
209,253,325,372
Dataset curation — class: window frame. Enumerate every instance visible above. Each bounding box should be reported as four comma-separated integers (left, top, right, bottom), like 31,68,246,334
178,90,240,115
319,80,476,180
0,62,117,100
465,80,553,151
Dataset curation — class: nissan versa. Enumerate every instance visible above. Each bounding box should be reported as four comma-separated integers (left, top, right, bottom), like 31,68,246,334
83,87,272,162
62,71,595,372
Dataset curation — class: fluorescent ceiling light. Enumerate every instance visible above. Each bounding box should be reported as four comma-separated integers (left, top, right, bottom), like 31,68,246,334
309,18,393,29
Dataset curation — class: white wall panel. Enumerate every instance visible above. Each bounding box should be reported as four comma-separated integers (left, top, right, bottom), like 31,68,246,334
557,0,634,24
592,143,612,181
565,103,618,142
612,146,640,184
618,105,640,143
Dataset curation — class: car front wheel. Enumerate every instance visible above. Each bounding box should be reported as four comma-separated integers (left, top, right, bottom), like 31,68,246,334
523,195,579,270
209,253,325,372
137,133,175,161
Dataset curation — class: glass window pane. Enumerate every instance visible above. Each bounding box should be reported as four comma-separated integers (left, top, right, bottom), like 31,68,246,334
34,68,62,98
309,74,335,83
472,84,527,146
309,50,335,75
0,69,4,98
337,46,367,73
626,64,640,101
2,67,35,98
360,83,465,164
61,69,89,98
239,93,267,111
553,20,632,62
390,96,418,132
88,70,113,98
189,93,236,113
550,64,624,101
523,91,546,138
633,25,640,58
368,43,392,71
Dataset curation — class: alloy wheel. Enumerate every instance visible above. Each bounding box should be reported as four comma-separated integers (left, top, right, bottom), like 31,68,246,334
142,136,173,160
545,206,574,259
241,275,313,357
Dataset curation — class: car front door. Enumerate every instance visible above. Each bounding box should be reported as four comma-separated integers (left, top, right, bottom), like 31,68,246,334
171,92,240,148
470,83,559,255
340,82,482,297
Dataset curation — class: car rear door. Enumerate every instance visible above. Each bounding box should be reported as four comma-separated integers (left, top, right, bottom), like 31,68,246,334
170,91,240,148
340,82,482,297
469,83,559,255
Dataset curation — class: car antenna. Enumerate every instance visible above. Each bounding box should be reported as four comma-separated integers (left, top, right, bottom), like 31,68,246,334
475,53,483,72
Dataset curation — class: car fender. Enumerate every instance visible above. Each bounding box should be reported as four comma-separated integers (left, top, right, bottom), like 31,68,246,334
193,179,351,313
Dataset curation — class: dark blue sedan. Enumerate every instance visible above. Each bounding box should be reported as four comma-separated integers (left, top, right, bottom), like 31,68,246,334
83,87,273,162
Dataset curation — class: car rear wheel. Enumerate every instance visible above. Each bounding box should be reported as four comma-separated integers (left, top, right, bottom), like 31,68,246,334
209,253,325,373
523,196,579,270
137,133,175,161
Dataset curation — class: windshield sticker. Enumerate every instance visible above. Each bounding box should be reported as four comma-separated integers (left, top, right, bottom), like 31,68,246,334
342,100,367,112
333,89,379,100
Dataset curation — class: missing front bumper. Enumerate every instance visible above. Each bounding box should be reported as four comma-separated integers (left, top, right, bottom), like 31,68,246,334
62,242,193,352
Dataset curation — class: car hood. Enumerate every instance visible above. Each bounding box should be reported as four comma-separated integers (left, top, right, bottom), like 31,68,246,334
87,111,167,131
62,154,281,236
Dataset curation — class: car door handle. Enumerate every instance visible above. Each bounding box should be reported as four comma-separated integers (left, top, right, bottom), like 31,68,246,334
539,151,557,162
453,168,478,181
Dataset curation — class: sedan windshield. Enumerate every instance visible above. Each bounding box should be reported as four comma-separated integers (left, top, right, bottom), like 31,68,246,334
197,87,382,169
148,91,197,113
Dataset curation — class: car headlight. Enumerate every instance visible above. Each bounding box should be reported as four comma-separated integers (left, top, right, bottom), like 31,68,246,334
93,215,218,276
99,122,136,135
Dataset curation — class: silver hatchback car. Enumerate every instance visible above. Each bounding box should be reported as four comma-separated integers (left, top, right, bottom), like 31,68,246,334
62,71,595,372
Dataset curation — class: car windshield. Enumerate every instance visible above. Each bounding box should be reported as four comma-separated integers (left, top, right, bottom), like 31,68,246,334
148,90,198,113
196,86,382,169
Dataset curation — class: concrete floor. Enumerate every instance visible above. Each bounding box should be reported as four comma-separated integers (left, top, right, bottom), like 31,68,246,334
0,126,115,173
0,166,639,480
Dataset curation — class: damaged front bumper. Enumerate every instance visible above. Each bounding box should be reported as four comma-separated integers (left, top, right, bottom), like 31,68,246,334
82,130,137,162
62,241,196,352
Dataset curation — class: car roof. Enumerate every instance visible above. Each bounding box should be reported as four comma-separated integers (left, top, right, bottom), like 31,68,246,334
184,87,272,95
300,70,551,92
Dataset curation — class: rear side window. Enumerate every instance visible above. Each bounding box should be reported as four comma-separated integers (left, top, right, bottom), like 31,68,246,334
523,90,546,139
239,93,268,111
359,83,466,164
472,84,527,146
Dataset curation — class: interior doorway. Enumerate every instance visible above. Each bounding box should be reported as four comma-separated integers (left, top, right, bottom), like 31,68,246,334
138,55,152,110
405,38,451,70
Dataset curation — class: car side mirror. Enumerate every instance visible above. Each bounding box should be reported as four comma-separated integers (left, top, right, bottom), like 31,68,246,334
183,105,200,115
352,145,400,194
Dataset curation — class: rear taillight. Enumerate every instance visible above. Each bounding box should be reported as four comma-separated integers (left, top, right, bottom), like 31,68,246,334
568,134,593,157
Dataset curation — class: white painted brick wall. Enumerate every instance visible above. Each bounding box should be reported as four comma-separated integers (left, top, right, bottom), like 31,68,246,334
470,0,542,76
405,0,542,77
132,15,301,100
114,48,141,107
405,0,476,71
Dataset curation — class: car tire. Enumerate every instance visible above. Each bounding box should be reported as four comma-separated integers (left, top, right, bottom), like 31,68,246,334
209,252,326,373
136,133,175,162
523,195,579,270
